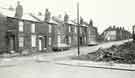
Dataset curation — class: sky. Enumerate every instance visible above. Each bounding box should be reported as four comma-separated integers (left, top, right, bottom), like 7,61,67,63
0,0,135,34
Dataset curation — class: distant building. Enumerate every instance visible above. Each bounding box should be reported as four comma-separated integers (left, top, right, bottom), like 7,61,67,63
101,25,131,41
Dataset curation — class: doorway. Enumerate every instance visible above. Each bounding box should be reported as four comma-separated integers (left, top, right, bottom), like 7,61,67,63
38,36,47,51
7,32,16,52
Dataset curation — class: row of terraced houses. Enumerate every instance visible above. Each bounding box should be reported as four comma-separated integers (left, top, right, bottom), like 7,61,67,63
0,2,98,53
101,26,131,41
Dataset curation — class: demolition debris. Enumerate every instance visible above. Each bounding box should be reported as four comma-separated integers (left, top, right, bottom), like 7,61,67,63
72,41,135,64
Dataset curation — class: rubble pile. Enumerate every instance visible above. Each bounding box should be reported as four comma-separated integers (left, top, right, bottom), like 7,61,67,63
87,41,135,64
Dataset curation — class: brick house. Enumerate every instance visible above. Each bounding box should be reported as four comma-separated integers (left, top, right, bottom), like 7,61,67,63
5,16,53,53
0,14,7,53
0,2,51,53
87,20,98,45
51,15,89,50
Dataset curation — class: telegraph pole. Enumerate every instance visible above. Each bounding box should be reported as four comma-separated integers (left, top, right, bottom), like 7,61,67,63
77,2,80,56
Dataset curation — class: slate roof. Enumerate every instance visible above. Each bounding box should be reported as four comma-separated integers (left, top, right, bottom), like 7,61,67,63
0,8,38,22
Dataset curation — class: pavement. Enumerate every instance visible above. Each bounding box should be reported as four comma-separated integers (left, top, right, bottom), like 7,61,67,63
55,59,135,71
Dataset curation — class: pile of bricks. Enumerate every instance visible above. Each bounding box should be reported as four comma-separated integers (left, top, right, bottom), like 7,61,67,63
87,41,135,64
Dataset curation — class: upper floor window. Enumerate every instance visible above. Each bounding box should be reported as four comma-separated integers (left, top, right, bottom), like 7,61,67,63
19,21,24,32
69,26,71,32
49,24,52,33
31,23,35,33
80,27,82,33
74,26,77,33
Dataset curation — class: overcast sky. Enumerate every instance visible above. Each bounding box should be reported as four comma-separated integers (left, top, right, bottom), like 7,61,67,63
0,0,134,34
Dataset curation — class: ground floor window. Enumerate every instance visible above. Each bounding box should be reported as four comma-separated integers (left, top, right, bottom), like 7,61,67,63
57,35,61,44
49,37,51,46
31,35,36,47
68,36,71,44
19,36,24,47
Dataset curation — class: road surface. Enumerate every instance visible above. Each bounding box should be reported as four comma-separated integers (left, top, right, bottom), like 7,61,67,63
0,60,134,78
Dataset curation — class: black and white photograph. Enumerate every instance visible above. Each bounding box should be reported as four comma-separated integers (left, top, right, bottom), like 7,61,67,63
0,0,134,78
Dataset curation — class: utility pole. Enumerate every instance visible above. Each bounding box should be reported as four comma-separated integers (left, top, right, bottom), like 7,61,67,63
77,2,80,56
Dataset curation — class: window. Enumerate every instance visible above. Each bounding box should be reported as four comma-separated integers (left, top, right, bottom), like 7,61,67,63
69,36,71,44
74,26,77,33
31,35,36,47
31,23,35,33
49,37,51,45
19,37,24,47
57,35,61,43
80,27,82,33
84,37,86,44
19,21,24,32
49,24,52,33
69,26,71,32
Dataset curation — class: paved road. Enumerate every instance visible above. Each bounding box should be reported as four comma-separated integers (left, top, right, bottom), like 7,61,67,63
0,60,134,78
0,39,133,78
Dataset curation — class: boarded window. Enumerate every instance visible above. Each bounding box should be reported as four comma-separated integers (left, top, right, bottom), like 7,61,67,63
31,35,36,47
31,23,35,33
19,37,24,47
19,21,24,32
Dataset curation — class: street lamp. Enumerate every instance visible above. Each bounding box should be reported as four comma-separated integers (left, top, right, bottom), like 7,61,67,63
77,2,80,56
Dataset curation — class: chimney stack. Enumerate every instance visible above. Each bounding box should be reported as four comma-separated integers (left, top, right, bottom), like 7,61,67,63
15,1,23,18
44,9,51,22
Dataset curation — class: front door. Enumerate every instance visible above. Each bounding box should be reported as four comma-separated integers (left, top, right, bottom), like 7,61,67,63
44,36,47,49
9,35,15,52
38,38,42,51
80,37,83,45
38,36,47,51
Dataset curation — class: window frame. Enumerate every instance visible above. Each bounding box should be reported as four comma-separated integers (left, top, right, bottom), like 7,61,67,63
31,35,36,47
31,23,36,33
48,24,52,33
19,36,24,47
19,21,24,32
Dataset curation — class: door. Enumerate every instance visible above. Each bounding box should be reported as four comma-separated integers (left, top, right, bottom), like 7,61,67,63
9,35,15,51
38,39,42,51
38,36,48,51
80,37,83,45
44,36,47,49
